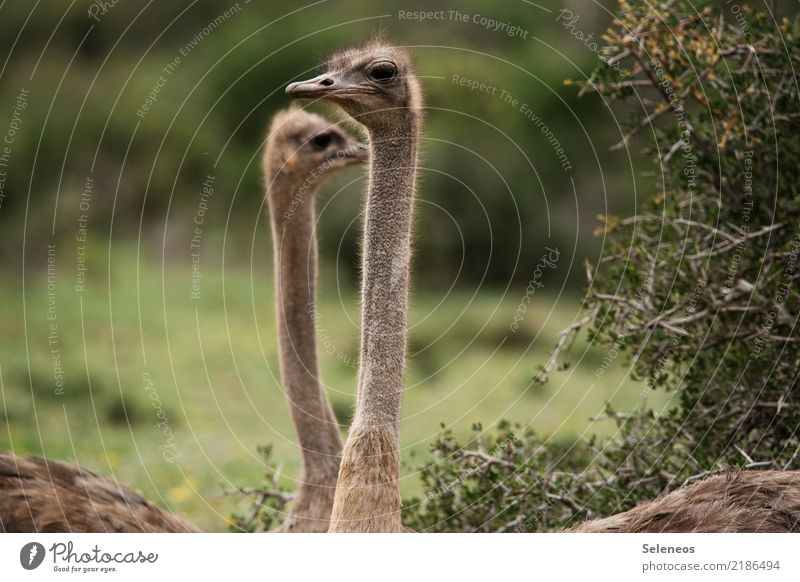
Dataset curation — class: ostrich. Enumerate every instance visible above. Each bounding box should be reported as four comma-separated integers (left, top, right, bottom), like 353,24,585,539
571,470,800,532
263,107,367,532
0,452,197,532
0,109,364,533
287,41,800,533
287,41,422,532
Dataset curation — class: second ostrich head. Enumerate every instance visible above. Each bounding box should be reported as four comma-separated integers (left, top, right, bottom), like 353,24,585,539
263,106,367,187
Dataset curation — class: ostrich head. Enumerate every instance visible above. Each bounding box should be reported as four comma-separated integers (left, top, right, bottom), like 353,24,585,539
285,41,421,130
263,107,367,182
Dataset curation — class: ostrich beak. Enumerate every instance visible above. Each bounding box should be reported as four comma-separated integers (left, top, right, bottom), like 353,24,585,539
331,141,368,166
349,142,369,162
286,73,356,99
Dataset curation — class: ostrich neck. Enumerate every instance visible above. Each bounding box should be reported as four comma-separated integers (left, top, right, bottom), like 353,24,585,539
355,121,419,430
267,172,342,481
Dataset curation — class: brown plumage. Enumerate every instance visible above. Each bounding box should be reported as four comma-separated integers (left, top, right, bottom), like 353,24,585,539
571,470,800,532
0,452,197,532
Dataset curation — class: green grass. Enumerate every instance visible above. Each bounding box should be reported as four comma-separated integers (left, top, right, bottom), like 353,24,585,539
0,243,662,531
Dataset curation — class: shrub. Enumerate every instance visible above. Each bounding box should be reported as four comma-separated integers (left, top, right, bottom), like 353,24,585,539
407,0,800,531
556,0,800,470
226,446,292,532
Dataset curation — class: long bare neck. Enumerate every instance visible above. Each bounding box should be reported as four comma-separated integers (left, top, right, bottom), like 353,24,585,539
328,115,420,532
266,169,342,486
355,120,419,429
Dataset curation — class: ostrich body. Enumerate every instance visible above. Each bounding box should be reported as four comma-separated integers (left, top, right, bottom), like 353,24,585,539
572,470,800,532
287,42,422,532
287,43,800,534
0,452,197,532
263,107,367,532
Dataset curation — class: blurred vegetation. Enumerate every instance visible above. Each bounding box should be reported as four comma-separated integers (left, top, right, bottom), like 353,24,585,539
0,0,642,286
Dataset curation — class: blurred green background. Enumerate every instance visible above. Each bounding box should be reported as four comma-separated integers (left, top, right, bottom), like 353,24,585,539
0,0,662,530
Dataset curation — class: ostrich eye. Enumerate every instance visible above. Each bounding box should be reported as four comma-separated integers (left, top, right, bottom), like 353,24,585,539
368,62,397,83
311,133,332,149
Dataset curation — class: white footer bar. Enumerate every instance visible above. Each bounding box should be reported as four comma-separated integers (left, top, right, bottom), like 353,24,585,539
1,533,796,581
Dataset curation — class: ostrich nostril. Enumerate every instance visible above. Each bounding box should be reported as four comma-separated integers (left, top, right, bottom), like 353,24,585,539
320,78,334,87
